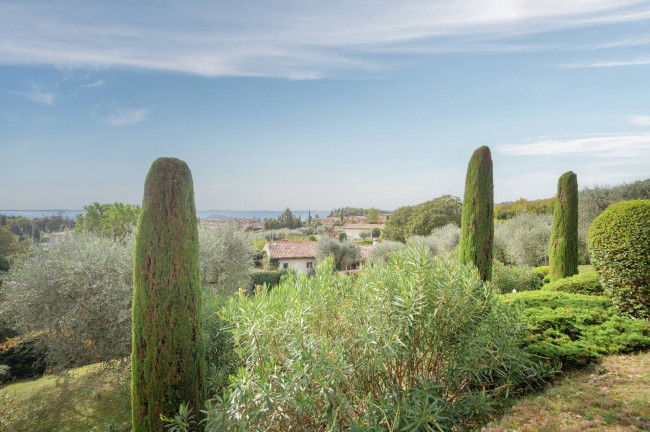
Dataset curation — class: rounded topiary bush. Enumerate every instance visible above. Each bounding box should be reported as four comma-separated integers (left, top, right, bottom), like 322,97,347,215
588,200,650,318
542,272,603,296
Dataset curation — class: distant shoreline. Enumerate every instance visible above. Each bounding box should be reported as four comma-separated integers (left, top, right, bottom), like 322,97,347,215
0,209,332,220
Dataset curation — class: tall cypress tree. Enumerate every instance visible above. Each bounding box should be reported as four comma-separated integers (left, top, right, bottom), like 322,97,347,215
548,171,578,281
131,158,205,432
459,146,494,281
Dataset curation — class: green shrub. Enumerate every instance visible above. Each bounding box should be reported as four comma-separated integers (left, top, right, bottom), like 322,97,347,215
0,333,47,382
460,146,494,281
548,171,579,281
367,240,407,263
206,250,553,430
494,214,553,267
588,199,650,318
250,270,283,291
0,254,8,273
533,265,550,280
492,261,541,294
132,158,205,432
202,294,242,397
503,290,650,366
0,232,133,370
542,272,603,295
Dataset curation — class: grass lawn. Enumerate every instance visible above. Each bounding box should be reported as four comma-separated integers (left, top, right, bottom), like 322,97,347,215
0,361,131,432
483,351,650,431
2,351,649,431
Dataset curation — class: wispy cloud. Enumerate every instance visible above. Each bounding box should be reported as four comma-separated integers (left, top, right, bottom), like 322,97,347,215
561,57,650,68
499,133,650,158
8,88,56,105
81,80,104,89
106,107,153,126
630,115,650,126
1,1,649,78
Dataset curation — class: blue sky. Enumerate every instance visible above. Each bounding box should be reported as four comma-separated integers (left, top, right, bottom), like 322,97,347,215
1,0,649,211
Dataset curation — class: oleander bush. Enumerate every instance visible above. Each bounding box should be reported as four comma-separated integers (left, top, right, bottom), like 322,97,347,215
542,272,603,295
204,249,554,431
492,261,541,294
588,199,650,318
503,291,650,366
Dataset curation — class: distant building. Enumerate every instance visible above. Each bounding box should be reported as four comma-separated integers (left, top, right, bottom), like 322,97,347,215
47,231,71,246
264,241,317,274
342,223,384,240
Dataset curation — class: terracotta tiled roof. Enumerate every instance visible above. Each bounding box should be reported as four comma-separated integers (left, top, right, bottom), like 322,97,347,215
264,241,316,259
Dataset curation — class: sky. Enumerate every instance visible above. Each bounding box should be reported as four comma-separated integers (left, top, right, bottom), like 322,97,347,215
1,0,649,211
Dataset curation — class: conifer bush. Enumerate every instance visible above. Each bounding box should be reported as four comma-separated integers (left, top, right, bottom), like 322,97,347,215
588,199,650,318
131,158,205,432
203,249,553,430
459,146,494,280
548,171,578,281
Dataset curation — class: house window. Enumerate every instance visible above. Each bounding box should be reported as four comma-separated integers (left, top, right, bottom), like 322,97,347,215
283,263,289,269
306,262,313,269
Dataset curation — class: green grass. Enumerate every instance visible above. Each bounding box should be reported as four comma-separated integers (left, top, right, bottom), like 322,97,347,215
483,351,650,431
0,361,131,432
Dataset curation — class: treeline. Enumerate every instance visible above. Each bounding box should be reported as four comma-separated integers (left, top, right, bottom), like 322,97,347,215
381,195,462,242
328,207,388,218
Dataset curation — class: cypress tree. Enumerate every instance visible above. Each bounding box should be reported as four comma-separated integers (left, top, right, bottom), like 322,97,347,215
131,158,205,432
548,171,578,281
459,146,494,281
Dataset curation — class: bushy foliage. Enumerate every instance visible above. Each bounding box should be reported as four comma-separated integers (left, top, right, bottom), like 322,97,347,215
410,223,460,257
504,291,650,366
131,157,205,432
199,225,254,296
248,228,305,242
367,240,407,263
495,197,555,220
492,261,541,294
588,199,650,318
0,333,47,382
0,254,8,273
382,195,462,242
494,214,553,267
542,272,603,295
578,178,650,261
75,202,140,239
202,294,242,397
0,232,133,369
533,265,550,280
204,250,553,431
249,270,283,291
548,171,579,281
460,146,494,281
314,237,361,270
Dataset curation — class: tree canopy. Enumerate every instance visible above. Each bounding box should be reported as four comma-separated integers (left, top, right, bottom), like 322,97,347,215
382,195,462,242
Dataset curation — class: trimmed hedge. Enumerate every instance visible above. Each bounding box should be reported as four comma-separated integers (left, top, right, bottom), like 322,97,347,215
492,261,541,294
250,270,283,291
503,290,650,366
542,272,603,295
588,199,650,318
533,265,550,280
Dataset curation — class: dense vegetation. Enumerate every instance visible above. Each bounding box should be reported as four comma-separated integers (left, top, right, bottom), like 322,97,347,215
2,176,650,431
588,199,650,319
206,250,553,431
381,195,461,242
131,158,205,431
